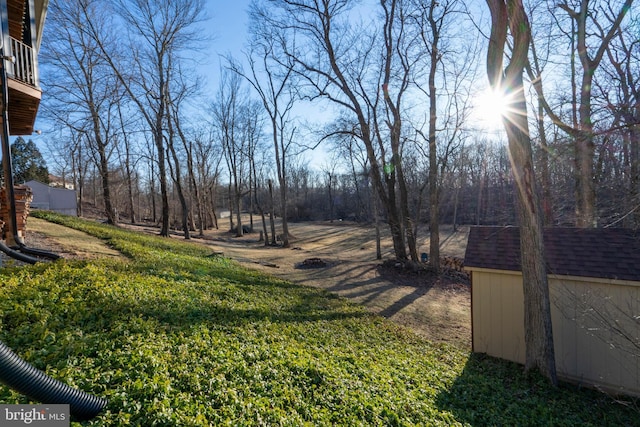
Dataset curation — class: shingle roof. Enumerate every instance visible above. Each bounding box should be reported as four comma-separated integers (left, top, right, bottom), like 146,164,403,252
464,226,640,281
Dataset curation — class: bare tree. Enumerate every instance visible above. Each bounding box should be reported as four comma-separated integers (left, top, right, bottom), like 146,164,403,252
228,6,300,247
41,0,120,224
561,0,633,227
165,102,191,239
321,159,339,222
601,15,640,228
486,0,557,384
525,0,557,225
262,0,425,261
114,104,141,224
80,0,206,236
410,0,478,269
43,127,90,216
212,71,253,237
527,0,634,227
193,128,224,230
325,116,375,223
248,132,272,244
169,105,206,236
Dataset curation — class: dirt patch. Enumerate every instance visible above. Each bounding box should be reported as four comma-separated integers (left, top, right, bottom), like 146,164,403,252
27,218,125,260
147,220,472,348
0,218,126,265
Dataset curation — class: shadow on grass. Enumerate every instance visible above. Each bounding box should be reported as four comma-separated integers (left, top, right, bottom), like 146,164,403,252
129,289,366,330
54,275,367,337
0,258,370,356
436,353,640,426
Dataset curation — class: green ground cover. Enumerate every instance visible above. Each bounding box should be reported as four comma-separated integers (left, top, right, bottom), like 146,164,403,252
0,212,637,425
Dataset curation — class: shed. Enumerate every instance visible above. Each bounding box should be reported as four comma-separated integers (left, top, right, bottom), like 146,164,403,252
464,226,640,397
25,180,77,216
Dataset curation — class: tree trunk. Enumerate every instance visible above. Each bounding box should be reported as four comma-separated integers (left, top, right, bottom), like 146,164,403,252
150,165,157,224
428,11,440,270
278,180,289,247
536,93,553,226
89,102,116,225
97,145,116,225
166,119,191,239
268,179,277,246
506,109,557,384
228,181,234,232
574,71,596,227
396,159,418,262
209,184,219,229
235,181,243,238
272,119,290,248
487,0,557,385
125,153,136,224
176,113,204,236
372,183,382,260
118,104,137,224
374,153,408,260
155,126,170,237
632,131,640,227
75,146,84,217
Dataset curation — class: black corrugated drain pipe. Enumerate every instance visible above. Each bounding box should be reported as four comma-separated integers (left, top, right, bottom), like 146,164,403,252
0,33,102,420
0,340,107,421
0,240,39,263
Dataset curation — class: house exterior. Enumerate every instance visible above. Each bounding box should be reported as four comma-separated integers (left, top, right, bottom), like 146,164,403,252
48,174,75,190
465,226,640,397
25,179,77,216
0,0,48,245
1,0,48,135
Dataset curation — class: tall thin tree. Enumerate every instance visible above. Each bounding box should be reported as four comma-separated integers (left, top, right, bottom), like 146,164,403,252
486,0,557,385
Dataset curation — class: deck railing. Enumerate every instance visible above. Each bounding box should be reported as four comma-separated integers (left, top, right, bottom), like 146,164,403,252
8,37,37,87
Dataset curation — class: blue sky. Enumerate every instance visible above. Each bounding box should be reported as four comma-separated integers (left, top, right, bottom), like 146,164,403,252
31,0,499,171
210,0,251,48
31,1,254,159
205,1,252,91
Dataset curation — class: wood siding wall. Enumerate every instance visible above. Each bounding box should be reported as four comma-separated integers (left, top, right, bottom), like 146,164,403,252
470,268,640,396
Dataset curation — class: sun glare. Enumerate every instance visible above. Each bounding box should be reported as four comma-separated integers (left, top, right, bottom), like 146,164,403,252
474,89,509,131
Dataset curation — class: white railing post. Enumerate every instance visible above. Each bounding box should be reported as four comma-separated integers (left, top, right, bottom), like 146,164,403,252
8,38,35,86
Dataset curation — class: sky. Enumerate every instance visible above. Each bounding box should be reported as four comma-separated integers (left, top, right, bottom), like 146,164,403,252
30,1,254,166
204,0,500,129
205,1,252,92
29,0,502,172
204,0,340,169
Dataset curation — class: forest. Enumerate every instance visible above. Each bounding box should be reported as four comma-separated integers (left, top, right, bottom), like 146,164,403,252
36,0,637,266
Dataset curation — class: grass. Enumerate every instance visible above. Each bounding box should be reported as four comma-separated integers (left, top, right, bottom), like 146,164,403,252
0,211,637,426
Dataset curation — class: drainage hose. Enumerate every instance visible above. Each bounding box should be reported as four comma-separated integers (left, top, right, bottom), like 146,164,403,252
0,340,107,421
12,242,62,260
0,241,38,264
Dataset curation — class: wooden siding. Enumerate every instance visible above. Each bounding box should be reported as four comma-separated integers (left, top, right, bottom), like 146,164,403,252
7,0,27,41
4,76,41,135
2,1,43,135
469,268,640,397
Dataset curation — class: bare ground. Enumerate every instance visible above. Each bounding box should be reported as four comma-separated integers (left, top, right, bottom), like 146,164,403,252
22,217,471,348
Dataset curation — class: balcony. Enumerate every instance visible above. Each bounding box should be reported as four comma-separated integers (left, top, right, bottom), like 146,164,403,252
9,37,37,86
2,37,41,135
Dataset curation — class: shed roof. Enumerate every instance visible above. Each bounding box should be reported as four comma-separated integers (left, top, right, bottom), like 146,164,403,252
464,226,640,281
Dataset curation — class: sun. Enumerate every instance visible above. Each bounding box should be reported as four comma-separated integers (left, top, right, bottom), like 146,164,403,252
474,88,509,131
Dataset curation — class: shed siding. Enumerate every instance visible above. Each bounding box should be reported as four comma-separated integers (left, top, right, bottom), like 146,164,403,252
470,268,640,396
26,180,77,216
472,271,524,363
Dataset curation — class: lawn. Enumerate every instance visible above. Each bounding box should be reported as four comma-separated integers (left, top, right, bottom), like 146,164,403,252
0,212,637,426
